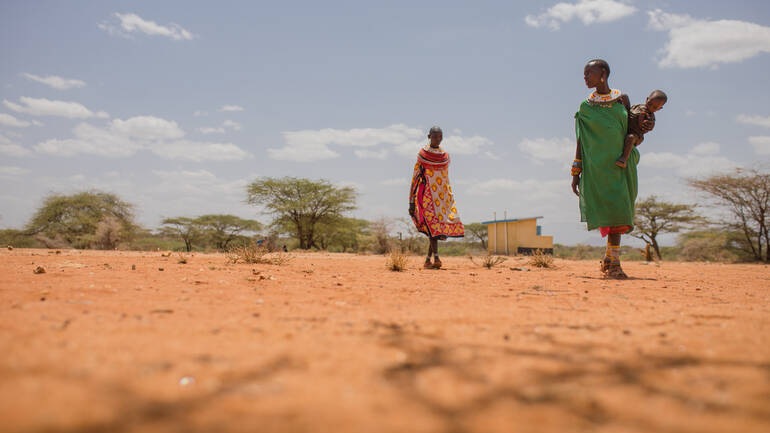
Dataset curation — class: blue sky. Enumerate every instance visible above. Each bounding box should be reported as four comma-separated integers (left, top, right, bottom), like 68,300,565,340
2,0,770,245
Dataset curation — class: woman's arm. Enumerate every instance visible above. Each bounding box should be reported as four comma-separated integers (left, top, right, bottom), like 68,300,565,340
408,162,420,216
618,94,631,112
572,138,581,196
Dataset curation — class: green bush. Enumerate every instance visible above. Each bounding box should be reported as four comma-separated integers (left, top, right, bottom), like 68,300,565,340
0,229,43,248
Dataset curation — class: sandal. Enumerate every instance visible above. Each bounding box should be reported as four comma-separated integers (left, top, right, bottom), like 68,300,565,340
432,257,442,269
601,259,628,279
424,259,433,269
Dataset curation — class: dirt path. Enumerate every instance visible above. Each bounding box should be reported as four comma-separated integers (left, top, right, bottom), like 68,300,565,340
1,249,769,433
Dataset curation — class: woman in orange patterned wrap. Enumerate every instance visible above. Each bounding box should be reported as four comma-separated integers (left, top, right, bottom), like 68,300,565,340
409,126,465,269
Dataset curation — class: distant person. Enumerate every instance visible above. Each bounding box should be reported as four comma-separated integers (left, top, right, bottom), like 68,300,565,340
616,90,667,168
409,126,465,269
571,59,637,279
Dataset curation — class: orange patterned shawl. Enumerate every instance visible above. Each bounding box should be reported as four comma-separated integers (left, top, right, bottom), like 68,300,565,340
409,145,464,239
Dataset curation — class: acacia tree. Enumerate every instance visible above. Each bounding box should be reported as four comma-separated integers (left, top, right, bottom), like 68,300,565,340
26,191,136,249
465,222,488,249
160,217,201,252
246,177,356,249
630,195,699,260
688,167,770,262
315,217,369,252
196,214,262,250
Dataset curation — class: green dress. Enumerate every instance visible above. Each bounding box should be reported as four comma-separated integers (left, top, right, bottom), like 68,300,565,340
575,99,638,231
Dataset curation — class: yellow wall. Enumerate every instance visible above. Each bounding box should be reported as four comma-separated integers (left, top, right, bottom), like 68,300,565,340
486,219,553,255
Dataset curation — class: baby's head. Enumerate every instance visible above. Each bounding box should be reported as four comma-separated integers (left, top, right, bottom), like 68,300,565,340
646,90,667,112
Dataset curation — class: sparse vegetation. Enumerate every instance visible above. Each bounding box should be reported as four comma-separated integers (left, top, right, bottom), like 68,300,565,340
470,253,507,269
246,177,357,250
25,191,137,250
385,248,408,271
226,243,293,265
688,167,770,262
630,195,700,260
529,249,554,268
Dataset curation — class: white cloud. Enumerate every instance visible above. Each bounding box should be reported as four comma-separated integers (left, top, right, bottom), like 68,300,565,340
151,169,249,200
354,149,389,159
749,136,770,155
648,9,770,69
525,0,636,30
0,133,32,157
269,124,494,162
380,178,409,186
640,143,740,176
0,166,30,178
22,73,86,90
268,140,340,162
0,113,31,128
691,141,720,155
110,116,184,140
193,110,208,117
466,178,564,199
33,115,250,161
99,12,194,41
36,123,139,157
223,120,242,131
219,105,244,112
441,135,493,155
483,151,501,160
518,137,574,163
737,114,770,128
151,140,251,162
198,127,225,134
4,97,108,119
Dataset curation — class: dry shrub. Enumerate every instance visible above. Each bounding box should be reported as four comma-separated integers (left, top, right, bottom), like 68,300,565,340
386,248,408,271
177,253,189,264
529,249,554,268
470,253,508,269
93,216,123,250
34,234,69,249
226,243,293,265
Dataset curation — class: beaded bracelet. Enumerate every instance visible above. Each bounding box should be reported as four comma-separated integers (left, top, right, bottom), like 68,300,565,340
571,159,582,176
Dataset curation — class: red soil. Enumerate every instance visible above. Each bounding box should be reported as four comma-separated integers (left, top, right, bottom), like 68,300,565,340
1,249,769,433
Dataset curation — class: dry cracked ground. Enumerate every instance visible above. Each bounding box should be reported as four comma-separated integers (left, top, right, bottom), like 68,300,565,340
1,249,769,433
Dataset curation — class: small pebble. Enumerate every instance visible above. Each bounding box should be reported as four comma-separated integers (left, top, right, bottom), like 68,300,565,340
33,266,46,274
179,376,195,386
158,267,164,271
131,264,136,270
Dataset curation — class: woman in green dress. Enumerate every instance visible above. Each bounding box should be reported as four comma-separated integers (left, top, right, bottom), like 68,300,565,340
571,59,637,279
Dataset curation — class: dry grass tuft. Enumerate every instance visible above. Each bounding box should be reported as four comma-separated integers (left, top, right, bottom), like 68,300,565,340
177,253,189,264
469,253,508,269
528,249,554,268
386,248,408,272
226,243,293,266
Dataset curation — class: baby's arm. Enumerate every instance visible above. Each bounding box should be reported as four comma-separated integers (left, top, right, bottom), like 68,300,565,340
640,110,655,133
